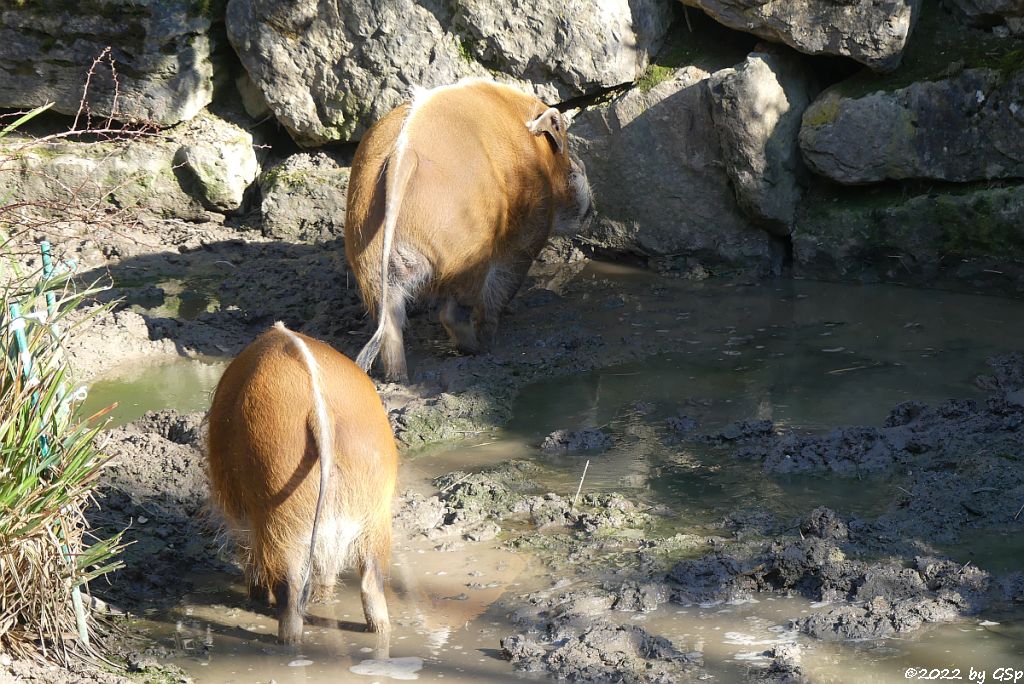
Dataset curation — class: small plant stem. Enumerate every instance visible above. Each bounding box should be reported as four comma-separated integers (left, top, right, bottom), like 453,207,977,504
571,460,591,511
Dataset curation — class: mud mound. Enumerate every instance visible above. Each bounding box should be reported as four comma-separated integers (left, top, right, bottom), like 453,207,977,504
503,587,701,683
541,428,613,453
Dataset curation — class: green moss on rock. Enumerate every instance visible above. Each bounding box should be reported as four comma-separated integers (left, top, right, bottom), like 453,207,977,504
802,94,841,127
637,64,675,92
794,181,1024,293
633,12,756,91
828,2,1022,100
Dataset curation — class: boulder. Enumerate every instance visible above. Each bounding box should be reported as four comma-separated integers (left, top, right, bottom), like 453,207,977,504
676,0,921,72
792,183,1024,295
799,3,1024,185
225,0,672,146
708,47,817,234
176,116,261,212
569,66,774,272
0,110,260,222
0,0,224,126
259,152,350,242
799,67,1024,184
451,0,674,96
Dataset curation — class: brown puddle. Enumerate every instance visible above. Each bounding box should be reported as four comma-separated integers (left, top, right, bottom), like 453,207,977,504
142,525,535,682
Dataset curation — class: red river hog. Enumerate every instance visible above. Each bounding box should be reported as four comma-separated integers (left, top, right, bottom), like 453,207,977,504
206,322,398,651
345,78,594,382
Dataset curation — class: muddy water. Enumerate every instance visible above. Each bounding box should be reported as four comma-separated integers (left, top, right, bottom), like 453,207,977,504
148,532,1024,683
145,534,538,683
82,357,227,426
499,266,1017,533
92,269,1024,682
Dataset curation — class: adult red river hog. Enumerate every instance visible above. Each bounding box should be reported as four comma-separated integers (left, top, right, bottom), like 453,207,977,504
206,322,398,652
345,78,594,382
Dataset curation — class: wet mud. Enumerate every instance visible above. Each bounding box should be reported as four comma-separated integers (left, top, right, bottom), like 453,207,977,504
18,217,1024,681
85,352,1024,681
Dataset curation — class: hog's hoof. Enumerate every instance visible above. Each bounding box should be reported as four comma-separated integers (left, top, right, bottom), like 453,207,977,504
384,371,409,384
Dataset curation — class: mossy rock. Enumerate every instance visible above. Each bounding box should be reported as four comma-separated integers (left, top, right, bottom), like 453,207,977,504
793,182,1024,295
258,152,351,243
0,108,259,221
801,64,1024,183
825,2,1022,100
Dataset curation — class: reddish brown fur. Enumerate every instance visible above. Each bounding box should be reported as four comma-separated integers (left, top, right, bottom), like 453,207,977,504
206,323,398,648
345,79,592,381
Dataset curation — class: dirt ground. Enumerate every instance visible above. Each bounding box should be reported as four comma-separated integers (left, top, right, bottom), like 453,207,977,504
6,217,1024,682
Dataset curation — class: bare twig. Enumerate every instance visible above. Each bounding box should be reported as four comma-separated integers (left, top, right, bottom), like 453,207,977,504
571,459,591,511
74,48,112,131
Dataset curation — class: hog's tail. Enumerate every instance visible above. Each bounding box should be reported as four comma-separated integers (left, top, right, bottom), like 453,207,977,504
275,321,334,610
355,138,418,373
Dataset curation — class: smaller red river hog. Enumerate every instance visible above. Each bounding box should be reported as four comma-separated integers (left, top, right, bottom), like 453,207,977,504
345,78,594,382
206,322,398,652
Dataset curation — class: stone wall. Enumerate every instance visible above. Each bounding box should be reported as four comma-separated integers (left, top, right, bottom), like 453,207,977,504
2,0,1022,292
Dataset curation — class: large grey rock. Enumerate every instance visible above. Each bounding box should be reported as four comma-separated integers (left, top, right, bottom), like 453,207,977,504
259,153,350,242
569,67,774,271
800,68,1024,184
0,110,260,222
0,0,223,126
708,47,817,234
677,0,920,71
793,183,1024,295
452,0,673,96
226,0,672,146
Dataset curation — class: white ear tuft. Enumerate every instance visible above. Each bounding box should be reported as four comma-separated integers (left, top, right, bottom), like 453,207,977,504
526,107,565,153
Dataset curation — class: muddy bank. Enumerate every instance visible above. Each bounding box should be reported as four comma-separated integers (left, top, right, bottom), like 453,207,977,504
416,357,1024,681
90,411,223,610
84,352,1024,681
28,215,1022,679
706,353,1024,547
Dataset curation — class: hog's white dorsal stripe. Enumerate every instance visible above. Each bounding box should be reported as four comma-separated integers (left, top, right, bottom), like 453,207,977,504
275,322,331,459
359,81,484,372
400,79,502,139
397,81,466,161
274,321,333,604
396,78,530,167
400,79,529,139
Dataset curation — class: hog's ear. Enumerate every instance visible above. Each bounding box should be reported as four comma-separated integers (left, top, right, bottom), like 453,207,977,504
526,107,565,154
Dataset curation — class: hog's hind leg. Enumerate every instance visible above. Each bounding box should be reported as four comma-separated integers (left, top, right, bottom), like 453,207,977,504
359,554,391,658
472,257,531,350
440,297,479,353
273,564,306,645
380,246,431,382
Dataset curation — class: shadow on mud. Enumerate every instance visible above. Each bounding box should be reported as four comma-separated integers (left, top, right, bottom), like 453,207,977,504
75,237,373,359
